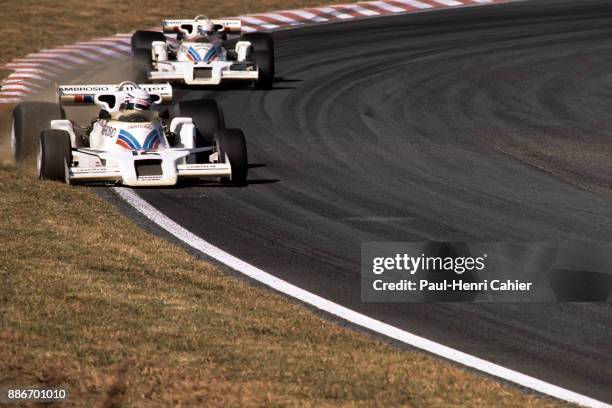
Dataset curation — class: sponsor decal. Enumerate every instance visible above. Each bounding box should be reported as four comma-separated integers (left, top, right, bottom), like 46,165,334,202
184,45,222,62
59,85,112,93
219,20,240,27
126,124,153,129
115,128,161,151
182,164,219,169
72,94,94,103
101,125,116,137
141,85,172,94
137,175,164,180
73,167,112,173
58,85,170,96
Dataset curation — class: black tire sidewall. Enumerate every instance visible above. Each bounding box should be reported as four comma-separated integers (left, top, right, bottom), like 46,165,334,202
131,48,152,83
241,32,274,55
215,129,248,185
131,31,165,82
39,130,72,182
174,99,224,148
254,50,274,89
12,102,65,162
131,31,166,53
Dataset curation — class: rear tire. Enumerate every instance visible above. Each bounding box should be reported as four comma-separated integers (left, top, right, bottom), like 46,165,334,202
131,31,165,83
241,32,275,89
38,130,72,183
241,32,274,55
215,129,247,185
174,98,225,147
11,102,65,162
131,30,166,53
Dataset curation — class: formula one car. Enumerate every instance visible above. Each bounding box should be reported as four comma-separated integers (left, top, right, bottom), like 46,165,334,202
10,81,247,186
131,15,274,89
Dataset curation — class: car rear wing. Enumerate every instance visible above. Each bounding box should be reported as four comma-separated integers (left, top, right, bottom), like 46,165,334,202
162,18,242,35
57,83,172,112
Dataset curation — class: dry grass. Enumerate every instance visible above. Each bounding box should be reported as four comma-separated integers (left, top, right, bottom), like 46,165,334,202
0,1,569,407
0,165,565,407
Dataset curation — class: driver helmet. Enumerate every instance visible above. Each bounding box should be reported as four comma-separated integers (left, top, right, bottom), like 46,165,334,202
122,88,152,110
197,19,215,37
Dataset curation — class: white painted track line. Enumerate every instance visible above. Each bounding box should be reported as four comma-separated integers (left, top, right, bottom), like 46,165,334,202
112,186,612,408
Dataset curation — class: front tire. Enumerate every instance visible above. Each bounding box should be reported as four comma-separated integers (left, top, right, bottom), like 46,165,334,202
11,102,65,162
38,130,72,183
253,50,274,90
174,98,225,148
215,129,247,185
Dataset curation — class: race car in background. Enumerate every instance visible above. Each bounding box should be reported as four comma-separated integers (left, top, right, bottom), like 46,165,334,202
131,15,274,89
10,81,248,186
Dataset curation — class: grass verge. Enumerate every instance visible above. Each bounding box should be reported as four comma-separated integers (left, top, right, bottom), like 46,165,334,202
1,1,567,407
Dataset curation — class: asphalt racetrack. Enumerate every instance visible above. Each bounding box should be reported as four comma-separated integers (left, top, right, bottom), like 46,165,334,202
84,0,612,402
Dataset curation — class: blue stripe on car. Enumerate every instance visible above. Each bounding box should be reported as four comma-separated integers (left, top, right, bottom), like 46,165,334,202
118,129,142,150
203,45,219,62
143,129,159,150
188,46,201,61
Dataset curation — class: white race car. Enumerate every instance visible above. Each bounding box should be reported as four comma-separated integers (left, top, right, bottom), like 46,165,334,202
10,81,248,187
131,16,274,89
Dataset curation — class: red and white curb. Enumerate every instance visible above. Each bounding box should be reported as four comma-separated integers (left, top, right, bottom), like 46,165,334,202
0,0,513,105
0,34,132,105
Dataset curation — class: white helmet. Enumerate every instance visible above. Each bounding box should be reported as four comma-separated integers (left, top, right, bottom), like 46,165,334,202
122,88,152,111
195,15,215,37
198,21,215,36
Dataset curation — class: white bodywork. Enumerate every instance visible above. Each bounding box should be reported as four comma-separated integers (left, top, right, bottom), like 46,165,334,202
54,83,231,186
147,18,259,86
